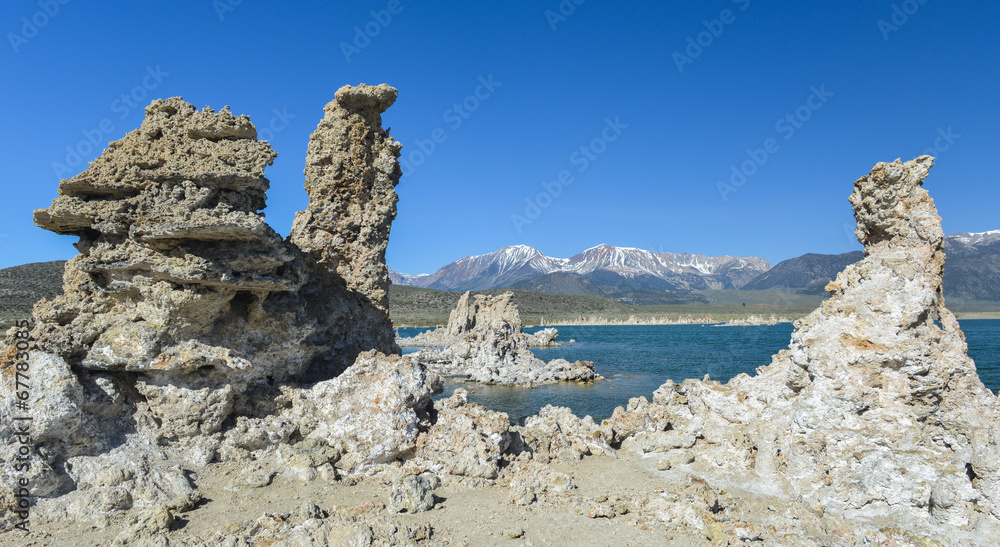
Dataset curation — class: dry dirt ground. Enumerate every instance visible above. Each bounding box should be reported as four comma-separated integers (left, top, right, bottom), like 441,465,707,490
11,453,712,546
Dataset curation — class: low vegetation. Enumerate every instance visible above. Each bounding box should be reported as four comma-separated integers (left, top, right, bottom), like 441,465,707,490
2,262,996,334
0,260,65,330
388,285,638,326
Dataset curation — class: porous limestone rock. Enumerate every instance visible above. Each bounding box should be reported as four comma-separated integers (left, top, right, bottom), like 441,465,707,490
207,501,433,546
606,156,1000,543
501,459,576,506
525,327,561,347
414,389,512,479
289,83,403,371
0,85,427,529
400,308,561,348
29,82,401,387
31,98,303,374
281,350,441,472
513,405,615,462
407,292,600,386
388,474,437,514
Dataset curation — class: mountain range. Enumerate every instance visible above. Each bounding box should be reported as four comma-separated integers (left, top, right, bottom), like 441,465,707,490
389,244,770,293
391,231,1000,302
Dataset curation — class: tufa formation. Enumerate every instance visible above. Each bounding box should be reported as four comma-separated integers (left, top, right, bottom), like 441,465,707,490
600,156,1000,543
1,84,438,526
404,292,600,386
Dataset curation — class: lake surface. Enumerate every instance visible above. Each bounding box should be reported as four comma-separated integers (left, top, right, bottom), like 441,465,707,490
399,319,1000,423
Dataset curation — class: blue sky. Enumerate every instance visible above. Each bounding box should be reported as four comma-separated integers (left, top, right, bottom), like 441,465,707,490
1,1,998,274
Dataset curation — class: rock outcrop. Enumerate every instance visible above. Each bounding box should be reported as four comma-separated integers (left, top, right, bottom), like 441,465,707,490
714,314,790,326
405,292,600,386
27,85,403,403
289,84,403,369
398,295,561,349
414,389,512,479
604,156,1000,543
0,85,439,529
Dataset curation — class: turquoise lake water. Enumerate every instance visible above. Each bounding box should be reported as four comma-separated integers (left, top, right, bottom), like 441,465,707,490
399,318,1000,423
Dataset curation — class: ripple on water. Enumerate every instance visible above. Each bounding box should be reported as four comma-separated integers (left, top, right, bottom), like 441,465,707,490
399,319,1000,423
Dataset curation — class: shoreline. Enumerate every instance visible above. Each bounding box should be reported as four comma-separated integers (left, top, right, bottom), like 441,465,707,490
394,313,999,329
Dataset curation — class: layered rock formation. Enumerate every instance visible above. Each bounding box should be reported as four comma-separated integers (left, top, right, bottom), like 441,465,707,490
405,292,600,386
29,86,401,385
289,84,403,368
603,156,1000,543
0,85,435,528
398,294,561,348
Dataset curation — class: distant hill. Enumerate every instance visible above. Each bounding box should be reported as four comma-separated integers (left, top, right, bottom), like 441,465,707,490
509,271,617,297
943,232,1000,301
743,252,864,294
742,231,1000,301
388,284,639,326
945,254,1000,301
510,271,709,305
0,260,66,327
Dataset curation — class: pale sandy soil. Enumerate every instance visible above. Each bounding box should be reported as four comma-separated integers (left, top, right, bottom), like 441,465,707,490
12,454,710,547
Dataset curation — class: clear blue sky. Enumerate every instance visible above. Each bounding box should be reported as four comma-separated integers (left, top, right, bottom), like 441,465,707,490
2,1,998,274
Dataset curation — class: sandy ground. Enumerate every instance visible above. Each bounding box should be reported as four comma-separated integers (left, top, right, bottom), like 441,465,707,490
11,453,710,546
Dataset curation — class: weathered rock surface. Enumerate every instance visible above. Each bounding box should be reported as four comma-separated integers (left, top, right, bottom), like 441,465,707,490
0,85,429,530
31,83,399,376
289,83,403,371
401,319,560,349
501,459,576,506
281,350,441,472
603,156,1000,543
388,474,437,514
414,389,512,479
406,292,600,386
207,500,434,546
514,405,615,462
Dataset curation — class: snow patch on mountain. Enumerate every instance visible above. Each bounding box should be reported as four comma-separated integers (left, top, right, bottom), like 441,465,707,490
390,244,772,291
947,229,1000,246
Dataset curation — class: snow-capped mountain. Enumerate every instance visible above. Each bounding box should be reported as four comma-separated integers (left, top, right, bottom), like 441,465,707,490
948,229,1000,246
942,230,1000,301
945,230,1000,257
743,230,1000,300
393,245,567,291
390,244,771,292
388,269,432,287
